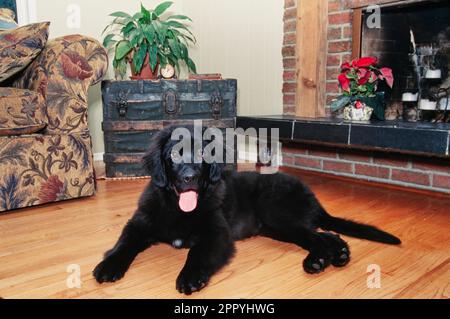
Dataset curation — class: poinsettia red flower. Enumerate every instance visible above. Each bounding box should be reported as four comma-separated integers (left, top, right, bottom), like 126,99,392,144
38,176,65,204
340,62,351,71
60,51,94,80
358,75,369,85
354,100,364,109
338,73,350,92
352,56,378,68
379,67,394,88
357,68,368,77
357,68,371,85
369,71,378,83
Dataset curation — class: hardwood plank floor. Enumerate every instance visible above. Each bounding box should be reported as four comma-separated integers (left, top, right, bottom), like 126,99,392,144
0,168,448,299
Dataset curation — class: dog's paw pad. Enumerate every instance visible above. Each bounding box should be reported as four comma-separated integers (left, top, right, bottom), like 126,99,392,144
176,269,210,295
331,247,351,267
311,262,322,270
303,254,330,274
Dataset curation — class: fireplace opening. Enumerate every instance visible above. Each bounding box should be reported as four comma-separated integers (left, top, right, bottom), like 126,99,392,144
360,0,450,123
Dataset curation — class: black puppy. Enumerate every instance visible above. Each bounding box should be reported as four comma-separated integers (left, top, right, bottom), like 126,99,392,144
93,126,401,295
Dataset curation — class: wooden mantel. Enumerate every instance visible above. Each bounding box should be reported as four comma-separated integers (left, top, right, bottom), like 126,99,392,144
295,0,328,118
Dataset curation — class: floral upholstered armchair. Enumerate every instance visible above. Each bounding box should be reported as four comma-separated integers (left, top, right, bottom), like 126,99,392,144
0,21,108,212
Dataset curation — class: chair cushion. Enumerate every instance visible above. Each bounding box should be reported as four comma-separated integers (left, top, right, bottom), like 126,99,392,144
0,132,95,211
0,8,18,30
0,87,46,128
0,22,50,83
0,123,46,136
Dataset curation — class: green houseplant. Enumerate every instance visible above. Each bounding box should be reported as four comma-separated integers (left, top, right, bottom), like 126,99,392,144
102,1,197,80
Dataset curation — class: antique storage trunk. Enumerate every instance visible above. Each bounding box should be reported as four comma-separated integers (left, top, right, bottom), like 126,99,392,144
102,79,237,178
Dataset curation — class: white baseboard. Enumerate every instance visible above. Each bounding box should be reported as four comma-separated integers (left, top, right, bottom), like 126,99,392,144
93,149,283,165
93,152,104,162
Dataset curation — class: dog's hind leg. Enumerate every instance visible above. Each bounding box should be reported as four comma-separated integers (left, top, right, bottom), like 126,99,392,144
262,225,351,273
261,223,338,274
319,232,351,267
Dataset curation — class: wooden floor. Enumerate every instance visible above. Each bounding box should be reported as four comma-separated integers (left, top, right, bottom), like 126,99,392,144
0,168,448,299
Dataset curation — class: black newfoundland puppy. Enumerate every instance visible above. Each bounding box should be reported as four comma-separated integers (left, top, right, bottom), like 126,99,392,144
93,125,401,295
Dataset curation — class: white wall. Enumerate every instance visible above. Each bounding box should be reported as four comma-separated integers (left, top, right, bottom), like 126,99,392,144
32,0,283,154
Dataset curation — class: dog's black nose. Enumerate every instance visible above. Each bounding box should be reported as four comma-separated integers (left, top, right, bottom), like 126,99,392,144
183,173,197,184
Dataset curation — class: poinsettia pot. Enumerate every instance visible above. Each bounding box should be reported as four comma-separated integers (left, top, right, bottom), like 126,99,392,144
343,101,373,121
357,92,386,120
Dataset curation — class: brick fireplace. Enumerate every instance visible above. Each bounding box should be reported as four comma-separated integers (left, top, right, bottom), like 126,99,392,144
272,0,450,193
283,0,450,116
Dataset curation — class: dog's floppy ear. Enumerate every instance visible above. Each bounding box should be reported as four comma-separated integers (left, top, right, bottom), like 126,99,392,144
142,127,173,187
209,162,222,183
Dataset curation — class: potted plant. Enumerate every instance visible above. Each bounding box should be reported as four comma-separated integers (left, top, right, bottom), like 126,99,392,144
331,56,394,120
102,1,197,80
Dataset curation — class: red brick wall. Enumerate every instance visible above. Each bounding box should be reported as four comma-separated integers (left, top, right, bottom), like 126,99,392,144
282,0,297,115
282,143,450,194
325,1,353,112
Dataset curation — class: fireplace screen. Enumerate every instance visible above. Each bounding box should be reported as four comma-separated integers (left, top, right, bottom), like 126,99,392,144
361,1,450,122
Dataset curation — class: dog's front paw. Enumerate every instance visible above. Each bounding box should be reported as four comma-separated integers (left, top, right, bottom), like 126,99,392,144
93,256,129,283
176,268,210,295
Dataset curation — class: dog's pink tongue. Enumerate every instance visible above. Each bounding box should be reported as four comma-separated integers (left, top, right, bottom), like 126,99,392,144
179,191,198,213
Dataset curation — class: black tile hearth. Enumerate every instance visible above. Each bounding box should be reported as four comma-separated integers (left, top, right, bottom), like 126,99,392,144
293,121,349,144
350,125,448,155
236,116,450,157
235,117,293,140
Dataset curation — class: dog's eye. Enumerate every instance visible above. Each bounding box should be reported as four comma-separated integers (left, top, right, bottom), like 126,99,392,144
171,150,182,163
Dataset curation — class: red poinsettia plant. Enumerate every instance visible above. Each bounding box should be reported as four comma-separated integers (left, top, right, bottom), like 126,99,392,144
332,56,394,112
338,56,393,96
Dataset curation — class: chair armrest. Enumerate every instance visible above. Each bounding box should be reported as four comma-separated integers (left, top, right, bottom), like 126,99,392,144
13,35,108,134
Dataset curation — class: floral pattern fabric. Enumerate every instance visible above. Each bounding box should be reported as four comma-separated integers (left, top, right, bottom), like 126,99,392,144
13,35,109,134
0,22,49,82
0,133,95,211
0,33,108,212
0,87,46,128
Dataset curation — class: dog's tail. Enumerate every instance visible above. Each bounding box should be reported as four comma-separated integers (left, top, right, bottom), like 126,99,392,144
319,210,401,245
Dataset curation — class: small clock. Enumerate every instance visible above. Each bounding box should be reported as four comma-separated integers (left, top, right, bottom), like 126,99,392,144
160,64,176,79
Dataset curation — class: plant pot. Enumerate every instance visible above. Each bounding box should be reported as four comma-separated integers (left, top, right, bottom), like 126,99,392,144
343,101,373,121
358,92,386,120
130,53,159,80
